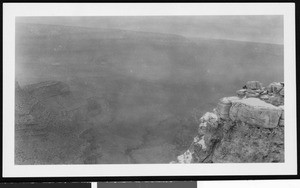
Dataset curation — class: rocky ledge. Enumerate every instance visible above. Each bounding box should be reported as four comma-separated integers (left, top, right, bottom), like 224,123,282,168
172,81,284,163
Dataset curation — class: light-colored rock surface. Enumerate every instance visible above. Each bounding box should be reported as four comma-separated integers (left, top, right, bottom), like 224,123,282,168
173,111,222,163
199,112,219,128
236,89,246,98
177,150,194,163
174,81,285,164
229,98,282,128
216,96,240,119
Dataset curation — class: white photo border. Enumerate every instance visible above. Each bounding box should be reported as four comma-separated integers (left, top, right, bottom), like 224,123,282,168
3,3,297,177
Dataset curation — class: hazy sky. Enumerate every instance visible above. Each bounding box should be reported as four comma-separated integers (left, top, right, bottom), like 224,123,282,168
17,16,283,44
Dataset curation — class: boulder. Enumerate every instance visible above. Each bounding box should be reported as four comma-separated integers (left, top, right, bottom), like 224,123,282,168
267,82,283,94
246,92,260,98
176,150,194,163
193,112,223,162
229,98,282,128
199,112,219,129
260,89,268,95
279,88,284,96
216,96,239,119
246,81,263,90
260,94,269,101
236,89,246,98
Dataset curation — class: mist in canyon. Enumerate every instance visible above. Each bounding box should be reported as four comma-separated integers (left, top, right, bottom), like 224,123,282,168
15,16,283,164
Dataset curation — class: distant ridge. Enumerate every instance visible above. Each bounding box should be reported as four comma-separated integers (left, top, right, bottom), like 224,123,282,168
188,36,284,46
16,22,282,46
16,22,187,40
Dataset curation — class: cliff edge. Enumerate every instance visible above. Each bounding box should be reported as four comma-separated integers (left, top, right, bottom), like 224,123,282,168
172,81,284,163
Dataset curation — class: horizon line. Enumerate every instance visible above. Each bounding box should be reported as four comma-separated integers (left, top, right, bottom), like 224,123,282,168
16,21,284,46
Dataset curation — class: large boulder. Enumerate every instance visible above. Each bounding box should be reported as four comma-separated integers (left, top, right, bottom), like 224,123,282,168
216,96,240,119
229,98,282,128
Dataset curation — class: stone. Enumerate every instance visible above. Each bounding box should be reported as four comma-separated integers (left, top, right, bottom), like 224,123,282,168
229,98,282,128
216,96,240,119
177,150,193,163
192,112,223,163
260,90,268,95
279,119,284,126
199,112,219,129
267,82,283,94
279,106,284,120
236,89,246,98
246,92,260,98
246,81,263,90
279,88,284,96
260,94,269,101
216,102,231,119
267,95,283,106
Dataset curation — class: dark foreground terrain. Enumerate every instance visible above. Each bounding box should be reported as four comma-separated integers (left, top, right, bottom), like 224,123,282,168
15,23,283,164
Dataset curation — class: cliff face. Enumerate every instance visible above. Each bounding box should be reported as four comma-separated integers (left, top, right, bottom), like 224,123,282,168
173,81,284,163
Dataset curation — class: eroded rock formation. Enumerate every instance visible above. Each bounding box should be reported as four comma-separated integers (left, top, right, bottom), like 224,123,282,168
173,81,284,163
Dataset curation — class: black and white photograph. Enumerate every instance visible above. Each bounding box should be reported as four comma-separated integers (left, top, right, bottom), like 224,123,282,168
3,3,296,177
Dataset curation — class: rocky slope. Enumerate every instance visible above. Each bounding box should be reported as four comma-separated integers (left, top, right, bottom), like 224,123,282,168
16,80,284,164
172,81,284,163
15,80,113,164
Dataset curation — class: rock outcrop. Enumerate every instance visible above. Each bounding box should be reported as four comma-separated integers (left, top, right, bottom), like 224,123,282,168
229,98,282,128
173,81,284,163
